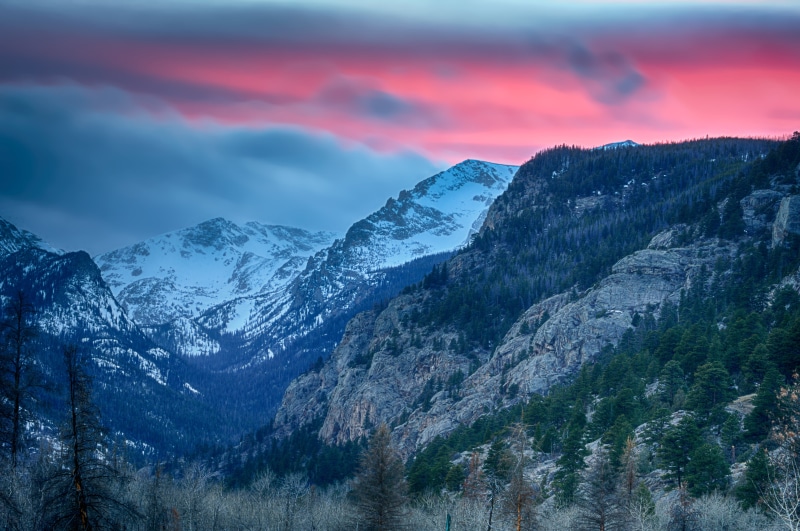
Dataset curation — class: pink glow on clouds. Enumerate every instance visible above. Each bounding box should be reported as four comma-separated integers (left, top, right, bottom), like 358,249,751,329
1,3,798,166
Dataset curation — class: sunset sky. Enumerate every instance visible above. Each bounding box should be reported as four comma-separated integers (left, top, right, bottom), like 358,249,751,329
1,0,799,254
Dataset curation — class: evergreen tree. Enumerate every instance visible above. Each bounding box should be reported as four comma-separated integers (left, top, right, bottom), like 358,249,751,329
351,423,407,531
735,448,772,510
553,402,588,504
658,415,701,489
685,361,735,417
767,324,800,378
658,360,686,408
618,436,638,504
744,366,783,441
484,438,512,482
445,464,466,492
685,443,729,497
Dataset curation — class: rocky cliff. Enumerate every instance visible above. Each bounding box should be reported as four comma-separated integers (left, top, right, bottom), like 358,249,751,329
273,137,796,457
275,231,740,457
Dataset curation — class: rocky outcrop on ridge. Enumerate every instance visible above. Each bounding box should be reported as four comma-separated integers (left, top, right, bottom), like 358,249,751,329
274,233,738,457
772,195,800,245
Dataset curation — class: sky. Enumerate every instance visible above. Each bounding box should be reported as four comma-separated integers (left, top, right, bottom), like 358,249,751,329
1,0,799,255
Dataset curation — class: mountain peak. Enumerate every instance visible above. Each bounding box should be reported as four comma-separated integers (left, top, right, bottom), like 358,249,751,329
95,218,337,325
597,139,640,150
0,217,62,259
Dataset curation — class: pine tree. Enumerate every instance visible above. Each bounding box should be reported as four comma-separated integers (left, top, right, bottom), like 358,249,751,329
658,360,686,408
618,436,638,503
351,423,407,531
553,401,588,504
685,361,735,416
685,443,729,497
744,366,783,441
735,448,772,510
658,415,701,489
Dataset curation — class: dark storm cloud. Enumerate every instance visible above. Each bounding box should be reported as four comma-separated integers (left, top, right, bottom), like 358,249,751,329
315,77,445,125
0,84,440,255
564,43,646,105
0,53,291,106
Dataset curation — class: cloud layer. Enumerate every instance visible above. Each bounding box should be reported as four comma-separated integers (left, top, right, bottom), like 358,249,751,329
0,84,439,254
1,0,799,252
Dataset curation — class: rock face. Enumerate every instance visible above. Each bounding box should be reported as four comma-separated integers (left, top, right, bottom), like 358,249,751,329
741,190,783,235
274,234,737,458
772,195,800,245
273,138,790,458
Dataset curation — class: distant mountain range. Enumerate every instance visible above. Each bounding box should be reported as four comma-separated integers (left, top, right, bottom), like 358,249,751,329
0,158,517,454
95,220,337,327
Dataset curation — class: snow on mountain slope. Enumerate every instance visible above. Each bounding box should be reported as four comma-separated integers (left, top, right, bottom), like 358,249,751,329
0,242,226,455
198,159,518,356
333,159,519,271
597,140,640,150
95,218,337,326
0,216,62,258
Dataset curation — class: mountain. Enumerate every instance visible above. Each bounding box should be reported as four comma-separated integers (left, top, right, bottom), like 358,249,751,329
598,139,640,150
203,159,517,342
0,221,222,457
94,218,337,327
182,160,518,409
271,136,799,459
87,159,517,435
0,217,61,257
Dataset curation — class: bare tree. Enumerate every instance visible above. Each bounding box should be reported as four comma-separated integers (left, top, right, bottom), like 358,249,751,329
177,462,215,531
41,345,137,529
761,454,800,531
279,472,308,531
760,377,800,531
666,485,698,531
0,291,38,471
503,423,537,531
351,423,408,531
626,483,658,531
463,451,487,501
694,492,782,531
576,446,626,531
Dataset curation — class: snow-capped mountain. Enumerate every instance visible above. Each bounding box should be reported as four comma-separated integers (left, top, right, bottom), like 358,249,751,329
285,159,519,323
2,159,518,445
197,159,518,365
326,159,520,271
128,159,517,424
598,139,640,150
0,217,62,258
95,218,337,326
0,222,221,456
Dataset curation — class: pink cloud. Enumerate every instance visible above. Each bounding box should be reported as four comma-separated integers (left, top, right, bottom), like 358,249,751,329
1,2,798,164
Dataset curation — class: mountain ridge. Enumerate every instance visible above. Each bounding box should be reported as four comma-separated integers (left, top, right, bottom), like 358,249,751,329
271,136,793,457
